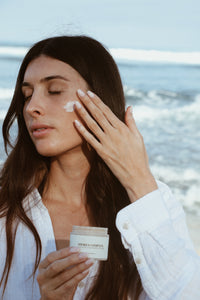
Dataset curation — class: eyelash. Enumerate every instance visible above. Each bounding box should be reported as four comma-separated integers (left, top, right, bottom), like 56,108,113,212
24,95,31,102
23,91,62,101
49,91,62,95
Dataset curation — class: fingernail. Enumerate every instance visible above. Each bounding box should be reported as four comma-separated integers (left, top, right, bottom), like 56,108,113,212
129,106,133,113
87,90,95,98
74,120,81,127
70,247,80,253
79,252,88,259
77,89,85,97
85,258,95,265
74,101,82,109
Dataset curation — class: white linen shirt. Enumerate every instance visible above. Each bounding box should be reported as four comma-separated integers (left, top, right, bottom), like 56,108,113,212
0,180,200,300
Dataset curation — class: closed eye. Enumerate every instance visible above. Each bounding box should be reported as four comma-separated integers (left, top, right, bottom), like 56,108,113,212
24,95,32,101
49,91,62,95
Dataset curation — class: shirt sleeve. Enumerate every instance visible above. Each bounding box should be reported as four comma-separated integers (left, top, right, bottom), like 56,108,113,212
116,180,200,300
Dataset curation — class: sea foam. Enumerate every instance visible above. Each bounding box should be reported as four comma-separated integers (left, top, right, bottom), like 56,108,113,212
1,45,200,66
0,88,14,99
0,46,27,59
110,48,200,65
151,164,200,210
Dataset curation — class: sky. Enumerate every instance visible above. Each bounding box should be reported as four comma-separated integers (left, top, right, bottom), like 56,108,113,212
0,0,200,51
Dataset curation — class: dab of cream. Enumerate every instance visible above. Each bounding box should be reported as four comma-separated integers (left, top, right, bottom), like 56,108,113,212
63,101,77,112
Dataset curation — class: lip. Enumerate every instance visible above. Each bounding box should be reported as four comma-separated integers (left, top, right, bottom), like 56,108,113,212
30,123,53,138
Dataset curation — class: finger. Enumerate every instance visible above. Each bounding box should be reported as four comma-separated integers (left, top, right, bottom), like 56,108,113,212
44,252,89,278
87,90,121,128
124,106,137,133
74,119,103,153
55,268,90,294
74,100,105,140
124,106,149,160
76,89,112,133
78,89,121,128
49,258,94,290
39,247,80,270
125,106,143,138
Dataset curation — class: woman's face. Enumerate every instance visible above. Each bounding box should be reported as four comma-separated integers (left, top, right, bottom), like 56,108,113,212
22,55,88,157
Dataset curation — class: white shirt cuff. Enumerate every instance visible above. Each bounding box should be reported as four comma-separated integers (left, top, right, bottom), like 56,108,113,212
116,182,170,245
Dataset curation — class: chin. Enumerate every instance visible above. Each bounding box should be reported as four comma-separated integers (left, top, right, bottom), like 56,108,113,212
35,148,58,157
35,142,83,158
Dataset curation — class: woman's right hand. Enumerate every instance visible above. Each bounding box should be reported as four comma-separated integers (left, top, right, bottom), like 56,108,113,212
37,247,94,300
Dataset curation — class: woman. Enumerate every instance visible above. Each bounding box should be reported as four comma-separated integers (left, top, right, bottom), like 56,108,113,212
0,35,199,300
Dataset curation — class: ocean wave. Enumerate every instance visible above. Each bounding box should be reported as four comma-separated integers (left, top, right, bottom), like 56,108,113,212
0,46,28,59
0,88,14,99
123,86,145,98
0,110,7,120
151,164,200,210
132,103,200,125
110,48,200,65
1,45,200,66
125,89,200,124
124,88,178,102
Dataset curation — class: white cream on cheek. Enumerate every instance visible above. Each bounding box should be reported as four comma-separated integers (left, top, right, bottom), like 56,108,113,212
63,101,77,112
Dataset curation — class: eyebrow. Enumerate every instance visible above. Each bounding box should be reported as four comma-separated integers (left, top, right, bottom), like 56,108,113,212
21,75,69,87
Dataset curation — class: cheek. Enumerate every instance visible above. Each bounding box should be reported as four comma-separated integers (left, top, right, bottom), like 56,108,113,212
59,109,78,133
61,100,83,123
63,101,77,112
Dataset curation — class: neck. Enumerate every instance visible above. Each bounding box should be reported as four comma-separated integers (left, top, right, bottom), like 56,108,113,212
43,145,92,209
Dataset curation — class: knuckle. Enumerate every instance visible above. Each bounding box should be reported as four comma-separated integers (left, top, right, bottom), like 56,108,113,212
68,255,77,265
100,120,107,128
104,106,111,115
89,121,98,131
46,252,55,264
81,109,87,117
92,111,100,121
83,95,90,102
76,263,85,273
48,261,59,273
75,272,85,283
36,273,43,284
87,100,94,108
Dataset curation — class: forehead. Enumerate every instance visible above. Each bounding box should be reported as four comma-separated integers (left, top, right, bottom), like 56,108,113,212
23,55,83,82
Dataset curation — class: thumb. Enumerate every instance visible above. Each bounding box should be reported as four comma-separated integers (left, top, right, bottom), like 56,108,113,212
125,106,137,132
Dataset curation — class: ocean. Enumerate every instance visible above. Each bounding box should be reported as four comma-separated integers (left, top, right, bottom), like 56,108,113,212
0,45,200,250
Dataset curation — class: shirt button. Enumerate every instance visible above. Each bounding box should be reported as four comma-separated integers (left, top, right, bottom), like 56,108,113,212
78,281,85,288
135,258,142,264
122,222,129,230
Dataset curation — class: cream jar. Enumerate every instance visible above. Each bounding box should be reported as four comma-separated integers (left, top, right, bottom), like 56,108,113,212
70,225,109,261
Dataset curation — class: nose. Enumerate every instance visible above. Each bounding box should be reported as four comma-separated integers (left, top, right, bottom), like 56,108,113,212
24,90,45,117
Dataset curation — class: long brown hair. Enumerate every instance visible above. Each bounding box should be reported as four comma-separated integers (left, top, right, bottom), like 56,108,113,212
0,36,142,299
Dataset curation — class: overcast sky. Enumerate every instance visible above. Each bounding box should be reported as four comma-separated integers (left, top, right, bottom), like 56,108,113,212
0,0,200,50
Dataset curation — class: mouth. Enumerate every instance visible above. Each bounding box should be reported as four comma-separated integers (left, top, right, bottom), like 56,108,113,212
33,127,48,132
30,124,53,138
